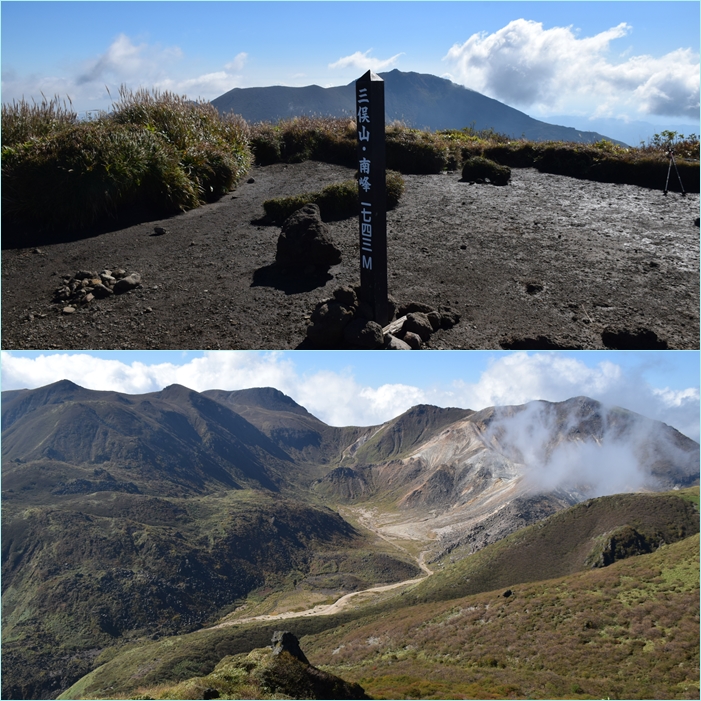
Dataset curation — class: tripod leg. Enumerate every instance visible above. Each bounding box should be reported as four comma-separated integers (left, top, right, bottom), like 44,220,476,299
664,157,672,195
671,154,686,196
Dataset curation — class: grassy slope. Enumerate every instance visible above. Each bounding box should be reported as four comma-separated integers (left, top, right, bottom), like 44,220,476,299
61,489,699,700
308,533,699,700
1,489,418,700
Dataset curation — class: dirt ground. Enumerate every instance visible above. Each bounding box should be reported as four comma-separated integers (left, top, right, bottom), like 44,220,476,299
2,161,698,350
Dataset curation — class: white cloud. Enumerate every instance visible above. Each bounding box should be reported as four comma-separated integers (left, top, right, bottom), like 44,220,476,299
1,34,246,114
224,52,248,72
1,352,698,442
444,19,700,120
328,49,404,72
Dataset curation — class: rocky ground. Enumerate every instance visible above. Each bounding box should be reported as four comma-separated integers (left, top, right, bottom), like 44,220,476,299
3,160,699,349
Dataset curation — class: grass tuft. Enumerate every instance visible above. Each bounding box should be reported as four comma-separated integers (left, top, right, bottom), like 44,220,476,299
2,88,252,233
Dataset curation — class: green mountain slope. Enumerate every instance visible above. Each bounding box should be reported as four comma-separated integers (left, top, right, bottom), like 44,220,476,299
307,532,700,700
58,489,699,700
1,489,418,700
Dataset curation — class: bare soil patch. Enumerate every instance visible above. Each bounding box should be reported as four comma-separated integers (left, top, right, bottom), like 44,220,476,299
3,161,698,349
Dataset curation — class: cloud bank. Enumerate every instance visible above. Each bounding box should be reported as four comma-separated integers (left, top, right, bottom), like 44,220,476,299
444,19,700,120
2,352,698,443
2,34,247,114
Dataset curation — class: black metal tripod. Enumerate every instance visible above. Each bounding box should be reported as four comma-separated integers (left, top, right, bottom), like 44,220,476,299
663,148,686,196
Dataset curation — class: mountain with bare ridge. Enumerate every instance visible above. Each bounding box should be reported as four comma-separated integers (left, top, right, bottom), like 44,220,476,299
212,69,624,144
2,382,698,699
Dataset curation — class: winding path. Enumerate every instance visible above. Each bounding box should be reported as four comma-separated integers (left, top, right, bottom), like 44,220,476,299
204,510,434,630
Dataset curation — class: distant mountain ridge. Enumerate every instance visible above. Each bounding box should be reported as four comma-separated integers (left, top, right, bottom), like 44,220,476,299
212,69,625,144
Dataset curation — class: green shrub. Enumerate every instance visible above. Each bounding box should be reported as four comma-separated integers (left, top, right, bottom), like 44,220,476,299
386,127,449,174
2,88,252,231
2,121,199,230
461,156,511,185
1,95,78,147
262,170,405,224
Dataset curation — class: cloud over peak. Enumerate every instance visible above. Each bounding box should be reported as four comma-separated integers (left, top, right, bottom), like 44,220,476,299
329,49,404,72
444,19,700,120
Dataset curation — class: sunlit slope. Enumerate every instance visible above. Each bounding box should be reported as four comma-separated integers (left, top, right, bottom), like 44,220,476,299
307,533,700,700
59,489,698,700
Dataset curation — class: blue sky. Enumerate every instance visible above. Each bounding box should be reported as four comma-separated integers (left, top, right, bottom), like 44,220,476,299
2,350,699,441
2,1,699,129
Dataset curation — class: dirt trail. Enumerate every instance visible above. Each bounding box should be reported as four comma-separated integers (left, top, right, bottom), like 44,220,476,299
204,507,434,630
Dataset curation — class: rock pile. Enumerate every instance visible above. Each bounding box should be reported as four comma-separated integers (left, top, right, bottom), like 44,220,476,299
276,204,342,271
305,287,460,349
53,268,142,312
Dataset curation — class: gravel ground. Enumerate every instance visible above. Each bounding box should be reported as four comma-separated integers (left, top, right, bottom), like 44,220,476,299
2,160,698,349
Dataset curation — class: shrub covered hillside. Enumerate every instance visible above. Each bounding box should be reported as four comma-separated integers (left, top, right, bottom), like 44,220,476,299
1,89,251,232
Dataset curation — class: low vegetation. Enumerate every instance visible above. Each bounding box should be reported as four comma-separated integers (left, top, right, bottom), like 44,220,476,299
3,95,697,239
1,89,251,233
249,116,699,190
262,170,405,224
56,489,699,700
309,533,699,700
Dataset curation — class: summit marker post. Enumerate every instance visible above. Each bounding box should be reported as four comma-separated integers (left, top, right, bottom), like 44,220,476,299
356,70,388,326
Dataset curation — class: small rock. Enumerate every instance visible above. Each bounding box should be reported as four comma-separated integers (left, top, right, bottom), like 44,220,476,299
385,334,412,350
440,309,460,329
403,312,433,342
113,273,142,294
92,283,114,299
343,318,384,349
62,306,76,315
402,331,422,349
247,177,255,184
153,226,168,236
427,311,442,331
333,286,358,308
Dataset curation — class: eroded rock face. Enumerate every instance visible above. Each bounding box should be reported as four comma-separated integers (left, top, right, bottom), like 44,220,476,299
271,630,309,664
276,204,342,269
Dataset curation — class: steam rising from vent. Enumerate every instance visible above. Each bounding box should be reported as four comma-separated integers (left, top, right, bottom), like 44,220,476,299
483,398,696,498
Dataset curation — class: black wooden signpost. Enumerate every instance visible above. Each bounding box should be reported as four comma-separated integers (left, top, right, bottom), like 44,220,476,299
355,70,388,326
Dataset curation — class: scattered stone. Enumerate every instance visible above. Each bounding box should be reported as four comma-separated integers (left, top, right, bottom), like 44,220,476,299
247,177,255,184
385,334,411,350
306,301,355,345
398,301,434,316
427,311,442,331
52,267,141,308
62,306,76,315
403,312,433,342
343,318,385,349
153,226,168,236
402,331,422,349
440,308,461,329
92,283,114,299
113,273,142,294
333,286,358,308
276,204,342,269
304,287,461,350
